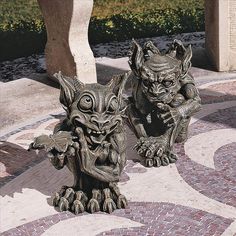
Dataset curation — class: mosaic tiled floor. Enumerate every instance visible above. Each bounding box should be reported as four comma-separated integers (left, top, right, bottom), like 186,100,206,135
0,79,236,236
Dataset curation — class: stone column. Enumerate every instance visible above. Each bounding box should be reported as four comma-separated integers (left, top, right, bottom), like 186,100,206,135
205,0,236,71
38,0,97,83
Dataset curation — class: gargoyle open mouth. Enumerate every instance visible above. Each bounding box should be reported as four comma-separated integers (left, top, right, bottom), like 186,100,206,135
71,117,123,182
74,118,119,146
87,123,118,144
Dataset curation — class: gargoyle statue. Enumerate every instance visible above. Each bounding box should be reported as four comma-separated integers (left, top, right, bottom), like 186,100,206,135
127,40,201,167
29,71,130,214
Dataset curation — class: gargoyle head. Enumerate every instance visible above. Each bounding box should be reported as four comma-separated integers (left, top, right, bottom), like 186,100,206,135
129,40,192,104
54,72,129,182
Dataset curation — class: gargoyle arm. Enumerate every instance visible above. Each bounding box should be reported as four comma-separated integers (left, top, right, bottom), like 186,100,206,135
178,83,202,119
126,103,148,138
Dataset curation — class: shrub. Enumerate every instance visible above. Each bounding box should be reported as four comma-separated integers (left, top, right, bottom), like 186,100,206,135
89,8,204,44
0,0,204,61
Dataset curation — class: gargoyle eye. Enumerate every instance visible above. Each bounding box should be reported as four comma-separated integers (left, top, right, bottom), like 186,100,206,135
78,95,93,111
142,79,150,87
107,97,118,113
163,80,173,87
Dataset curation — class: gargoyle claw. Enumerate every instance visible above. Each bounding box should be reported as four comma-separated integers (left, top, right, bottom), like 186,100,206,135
160,154,170,166
102,188,116,213
153,156,161,167
155,147,164,157
87,189,101,213
145,158,154,167
87,199,100,213
167,151,178,163
52,192,61,207
103,198,116,213
72,200,85,214
59,197,70,211
71,190,88,214
117,195,128,209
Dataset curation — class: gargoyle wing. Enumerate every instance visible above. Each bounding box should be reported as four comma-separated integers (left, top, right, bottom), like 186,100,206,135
29,131,74,153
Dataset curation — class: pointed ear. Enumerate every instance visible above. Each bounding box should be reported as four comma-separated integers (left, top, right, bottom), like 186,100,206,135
107,71,131,105
128,40,144,76
143,41,160,58
168,40,192,76
54,72,84,112
180,45,192,76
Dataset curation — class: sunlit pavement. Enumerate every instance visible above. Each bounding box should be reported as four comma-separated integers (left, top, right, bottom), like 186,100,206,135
0,63,236,235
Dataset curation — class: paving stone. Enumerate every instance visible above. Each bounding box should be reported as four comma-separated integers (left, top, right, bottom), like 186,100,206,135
1,72,236,235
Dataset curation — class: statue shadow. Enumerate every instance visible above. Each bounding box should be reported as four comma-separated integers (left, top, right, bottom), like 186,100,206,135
191,48,214,70
0,141,73,197
0,126,140,198
21,63,127,88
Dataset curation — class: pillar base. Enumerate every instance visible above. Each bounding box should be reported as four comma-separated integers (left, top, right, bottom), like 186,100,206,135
38,0,97,83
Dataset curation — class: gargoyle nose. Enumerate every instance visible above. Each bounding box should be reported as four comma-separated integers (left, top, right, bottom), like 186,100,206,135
91,117,109,130
150,84,164,95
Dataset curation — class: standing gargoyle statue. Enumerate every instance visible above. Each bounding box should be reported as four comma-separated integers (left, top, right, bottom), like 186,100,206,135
29,71,130,214
126,40,201,167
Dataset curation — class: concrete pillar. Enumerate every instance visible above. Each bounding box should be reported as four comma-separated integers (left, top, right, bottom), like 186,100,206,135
38,0,97,83
205,0,236,71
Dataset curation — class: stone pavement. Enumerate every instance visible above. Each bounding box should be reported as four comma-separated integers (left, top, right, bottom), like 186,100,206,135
0,56,236,235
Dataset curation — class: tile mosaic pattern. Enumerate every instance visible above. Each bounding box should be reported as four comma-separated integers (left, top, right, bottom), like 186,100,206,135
0,78,236,235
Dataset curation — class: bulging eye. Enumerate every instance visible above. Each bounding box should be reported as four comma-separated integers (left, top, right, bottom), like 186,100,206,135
163,80,173,87
107,97,118,113
78,95,93,111
142,79,150,87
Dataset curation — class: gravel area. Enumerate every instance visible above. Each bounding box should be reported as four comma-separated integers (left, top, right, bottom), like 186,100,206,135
0,32,205,82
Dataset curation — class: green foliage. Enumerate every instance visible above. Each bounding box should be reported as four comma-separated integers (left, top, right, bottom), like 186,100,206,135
0,0,45,61
89,8,204,44
0,0,204,61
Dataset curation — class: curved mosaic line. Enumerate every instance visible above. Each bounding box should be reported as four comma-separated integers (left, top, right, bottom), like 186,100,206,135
118,163,236,220
184,129,236,169
0,79,236,235
41,214,143,236
97,202,233,236
190,101,236,125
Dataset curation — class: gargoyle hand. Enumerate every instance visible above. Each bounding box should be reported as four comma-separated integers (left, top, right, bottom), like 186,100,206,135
75,127,119,182
134,135,178,167
48,145,76,170
157,103,182,127
135,136,170,167
29,131,76,169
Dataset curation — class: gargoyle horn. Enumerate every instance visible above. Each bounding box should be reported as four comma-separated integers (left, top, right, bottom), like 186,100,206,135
107,71,131,105
54,71,84,112
143,41,160,57
180,45,192,77
128,40,144,77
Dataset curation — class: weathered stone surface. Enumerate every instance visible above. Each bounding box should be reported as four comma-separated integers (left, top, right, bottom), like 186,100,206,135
205,0,236,71
37,0,97,83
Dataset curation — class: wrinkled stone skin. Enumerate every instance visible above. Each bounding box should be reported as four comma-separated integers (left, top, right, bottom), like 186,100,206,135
30,72,130,214
126,40,201,167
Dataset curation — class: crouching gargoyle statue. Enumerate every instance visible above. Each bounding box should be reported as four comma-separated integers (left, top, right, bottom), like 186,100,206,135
29,72,130,214
126,40,201,167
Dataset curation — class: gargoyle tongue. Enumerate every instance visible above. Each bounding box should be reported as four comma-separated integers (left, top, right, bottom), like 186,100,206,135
90,132,106,144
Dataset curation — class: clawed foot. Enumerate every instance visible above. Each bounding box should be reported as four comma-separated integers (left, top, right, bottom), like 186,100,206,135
53,186,88,214
145,151,178,167
53,185,127,214
102,188,117,213
134,137,178,167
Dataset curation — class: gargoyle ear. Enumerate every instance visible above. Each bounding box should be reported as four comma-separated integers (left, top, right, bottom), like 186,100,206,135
128,40,144,76
180,44,192,76
107,71,131,105
168,40,192,76
143,41,160,59
54,71,84,112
